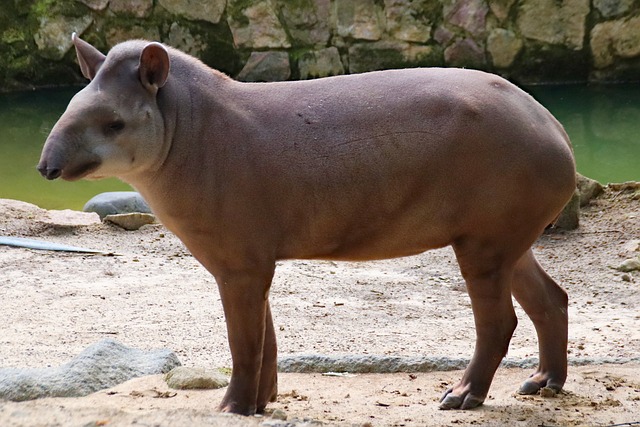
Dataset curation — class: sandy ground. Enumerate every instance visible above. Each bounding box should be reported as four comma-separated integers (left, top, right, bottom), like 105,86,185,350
0,184,638,426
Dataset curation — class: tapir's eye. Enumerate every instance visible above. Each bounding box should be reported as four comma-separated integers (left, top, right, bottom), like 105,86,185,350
105,120,125,134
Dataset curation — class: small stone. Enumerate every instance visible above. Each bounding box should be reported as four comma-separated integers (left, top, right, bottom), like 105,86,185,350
621,274,632,282
84,192,151,219
540,386,558,398
165,366,229,390
271,409,288,421
615,258,640,272
104,213,156,231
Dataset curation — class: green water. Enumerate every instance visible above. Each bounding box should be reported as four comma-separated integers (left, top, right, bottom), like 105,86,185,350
0,84,638,210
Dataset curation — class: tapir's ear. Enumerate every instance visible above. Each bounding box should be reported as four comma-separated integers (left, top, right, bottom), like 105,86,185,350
139,42,170,92
72,32,105,81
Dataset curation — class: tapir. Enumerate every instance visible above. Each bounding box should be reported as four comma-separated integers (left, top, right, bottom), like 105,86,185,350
38,34,576,415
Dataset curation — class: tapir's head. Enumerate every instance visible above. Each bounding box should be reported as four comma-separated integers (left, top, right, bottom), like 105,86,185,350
37,34,171,182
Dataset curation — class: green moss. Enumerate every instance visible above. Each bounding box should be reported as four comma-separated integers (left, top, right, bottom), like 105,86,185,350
226,0,253,26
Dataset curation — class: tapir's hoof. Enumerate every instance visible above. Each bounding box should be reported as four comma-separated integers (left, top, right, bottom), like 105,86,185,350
439,388,485,410
518,379,563,396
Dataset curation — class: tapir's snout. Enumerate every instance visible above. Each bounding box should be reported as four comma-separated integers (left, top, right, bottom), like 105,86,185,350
37,159,62,180
37,133,102,182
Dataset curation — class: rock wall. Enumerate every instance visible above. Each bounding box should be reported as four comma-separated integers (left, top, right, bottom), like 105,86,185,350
1,0,639,90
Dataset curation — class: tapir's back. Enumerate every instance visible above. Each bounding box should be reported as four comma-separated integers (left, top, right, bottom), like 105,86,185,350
216,68,576,260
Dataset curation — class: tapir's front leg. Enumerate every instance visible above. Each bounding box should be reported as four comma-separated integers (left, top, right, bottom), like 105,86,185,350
215,265,276,415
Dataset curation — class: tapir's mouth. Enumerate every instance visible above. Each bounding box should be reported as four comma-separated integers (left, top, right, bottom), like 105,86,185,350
60,161,102,181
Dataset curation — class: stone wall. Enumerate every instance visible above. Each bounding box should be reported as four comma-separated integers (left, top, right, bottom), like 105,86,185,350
1,0,639,90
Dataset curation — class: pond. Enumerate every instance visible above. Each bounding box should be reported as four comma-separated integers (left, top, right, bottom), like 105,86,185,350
0,84,638,210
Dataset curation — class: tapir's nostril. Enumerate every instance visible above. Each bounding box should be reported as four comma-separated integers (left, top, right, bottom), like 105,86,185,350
46,168,62,180
37,164,62,180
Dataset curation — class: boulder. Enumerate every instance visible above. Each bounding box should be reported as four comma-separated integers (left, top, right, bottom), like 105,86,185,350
443,0,489,37
275,0,331,46
84,191,151,220
334,0,385,41
348,41,438,74
109,0,153,18
34,15,93,60
158,0,226,24
487,28,523,68
384,0,434,43
576,174,604,206
593,0,634,18
591,15,640,69
227,0,291,49
236,51,291,82
554,189,580,230
0,339,181,401
517,0,590,50
298,47,345,79
444,37,486,68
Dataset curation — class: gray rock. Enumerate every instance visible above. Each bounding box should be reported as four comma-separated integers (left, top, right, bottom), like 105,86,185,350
103,213,157,231
237,51,291,82
576,173,604,206
34,15,94,60
158,0,226,24
615,257,640,272
109,0,153,17
83,191,151,220
488,0,516,22
106,25,162,48
593,0,633,18
165,366,229,389
298,47,344,79
276,0,331,46
554,188,580,230
166,22,208,57
517,0,590,50
0,339,181,401
444,37,486,68
348,41,437,74
278,354,470,373
487,28,523,68
444,0,489,37
228,0,291,49
384,0,434,43
335,0,385,41
78,0,109,10
591,15,640,69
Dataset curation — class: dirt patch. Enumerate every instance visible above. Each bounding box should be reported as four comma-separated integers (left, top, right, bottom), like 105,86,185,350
0,185,638,426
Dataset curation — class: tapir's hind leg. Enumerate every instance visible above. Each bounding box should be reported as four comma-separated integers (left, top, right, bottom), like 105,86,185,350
257,302,278,413
511,249,568,394
440,242,519,410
